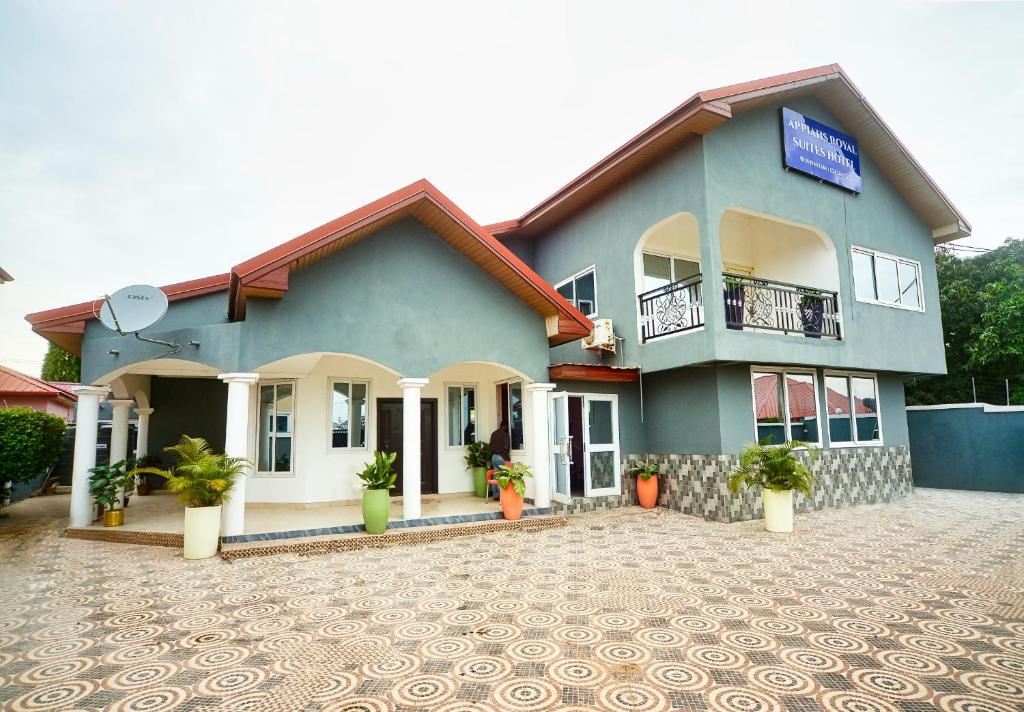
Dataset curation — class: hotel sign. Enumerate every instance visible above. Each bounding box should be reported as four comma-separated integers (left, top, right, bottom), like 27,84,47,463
781,107,861,193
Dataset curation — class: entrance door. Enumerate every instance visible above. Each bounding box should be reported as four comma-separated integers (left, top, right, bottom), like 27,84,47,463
583,395,620,497
549,392,571,504
376,399,438,496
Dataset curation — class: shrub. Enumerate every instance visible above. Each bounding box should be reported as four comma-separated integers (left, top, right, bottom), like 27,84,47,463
131,435,249,508
0,407,67,485
728,439,819,497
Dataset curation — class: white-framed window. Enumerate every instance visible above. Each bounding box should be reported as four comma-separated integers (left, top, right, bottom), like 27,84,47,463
446,384,477,447
497,380,525,452
851,247,923,311
329,380,368,450
750,367,822,446
824,371,883,446
555,266,598,317
258,382,295,474
640,251,700,293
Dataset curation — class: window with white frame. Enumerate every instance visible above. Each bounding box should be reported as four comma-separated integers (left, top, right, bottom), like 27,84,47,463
555,267,598,317
446,384,477,447
851,247,922,310
330,380,368,449
640,252,700,293
258,382,294,473
751,368,821,445
824,372,882,445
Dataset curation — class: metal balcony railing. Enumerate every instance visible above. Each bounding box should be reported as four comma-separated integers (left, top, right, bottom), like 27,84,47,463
722,273,841,339
638,274,704,343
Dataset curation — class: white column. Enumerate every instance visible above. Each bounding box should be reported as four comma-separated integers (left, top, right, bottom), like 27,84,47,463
219,373,259,536
398,378,429,521
134,408,154,459
526,383,556,509
70,386,109,527
107,399,134,506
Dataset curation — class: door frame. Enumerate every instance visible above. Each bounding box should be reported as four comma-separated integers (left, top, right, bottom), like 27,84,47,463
548,391,621,501
376,398,439,496
548,391,572,505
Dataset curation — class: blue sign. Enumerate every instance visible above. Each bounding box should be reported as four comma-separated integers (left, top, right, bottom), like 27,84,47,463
781,107,861,193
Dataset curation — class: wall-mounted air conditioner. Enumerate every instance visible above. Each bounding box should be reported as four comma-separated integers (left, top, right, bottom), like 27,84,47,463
582,319,616,353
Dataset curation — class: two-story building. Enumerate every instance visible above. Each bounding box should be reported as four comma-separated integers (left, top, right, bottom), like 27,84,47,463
27,65,969,535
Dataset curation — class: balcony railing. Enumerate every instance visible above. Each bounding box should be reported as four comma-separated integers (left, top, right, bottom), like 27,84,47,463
637,272,842,343
638,274,705,342
723,273,841,339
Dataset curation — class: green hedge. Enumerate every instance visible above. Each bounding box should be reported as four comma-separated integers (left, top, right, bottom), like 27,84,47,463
0,407,67,485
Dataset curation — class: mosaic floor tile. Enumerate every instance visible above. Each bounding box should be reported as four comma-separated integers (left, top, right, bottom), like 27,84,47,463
1,489,1022,711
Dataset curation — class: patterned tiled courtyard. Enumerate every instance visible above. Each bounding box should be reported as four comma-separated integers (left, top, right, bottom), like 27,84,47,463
1,489,1022,711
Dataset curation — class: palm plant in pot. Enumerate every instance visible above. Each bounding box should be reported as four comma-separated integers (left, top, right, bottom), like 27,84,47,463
132,435,249,559
728,439,819,533
628,461,660,509
494,462,533,520
464,440,492,498
88,459,132,526
357,451,397,534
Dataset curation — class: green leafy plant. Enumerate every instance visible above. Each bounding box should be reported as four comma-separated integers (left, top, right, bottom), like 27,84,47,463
495,461,533,496
728,439,820,498
357,451,398,490
0,407,67,488
628,461,659,480
131,435,250,508
134,454,161,487
464,440,492,469
88,460,132,510
40,343,81,382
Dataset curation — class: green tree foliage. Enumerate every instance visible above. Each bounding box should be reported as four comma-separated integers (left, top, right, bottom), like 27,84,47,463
40,343,81,382
906,239,1024,405
0,407,67,485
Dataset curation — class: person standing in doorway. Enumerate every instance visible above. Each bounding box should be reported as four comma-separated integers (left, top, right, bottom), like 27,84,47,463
488,420,511,497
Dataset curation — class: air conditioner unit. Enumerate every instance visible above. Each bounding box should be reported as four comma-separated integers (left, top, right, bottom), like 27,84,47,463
582,319,616,353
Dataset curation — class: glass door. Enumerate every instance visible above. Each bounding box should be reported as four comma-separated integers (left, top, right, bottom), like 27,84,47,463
549,392,572,504
583,395,620,497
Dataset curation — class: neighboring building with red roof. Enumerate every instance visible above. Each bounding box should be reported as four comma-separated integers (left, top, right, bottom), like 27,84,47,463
0,365,78,421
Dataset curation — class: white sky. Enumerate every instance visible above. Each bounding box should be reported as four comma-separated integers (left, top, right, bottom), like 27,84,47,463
1,0,1022,376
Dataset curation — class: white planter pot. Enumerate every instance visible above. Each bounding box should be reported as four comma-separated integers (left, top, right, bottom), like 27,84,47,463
183,505,222,559
762,489,793,533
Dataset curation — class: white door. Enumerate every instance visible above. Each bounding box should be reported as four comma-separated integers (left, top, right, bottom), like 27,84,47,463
548,392,572,504
583,395,620,497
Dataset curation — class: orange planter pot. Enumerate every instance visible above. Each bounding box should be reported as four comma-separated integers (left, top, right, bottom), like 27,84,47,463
636,475,658,509
499,483,524,520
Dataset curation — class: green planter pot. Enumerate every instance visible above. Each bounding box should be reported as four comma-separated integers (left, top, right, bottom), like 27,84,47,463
362,489,390,535
471,467,488,498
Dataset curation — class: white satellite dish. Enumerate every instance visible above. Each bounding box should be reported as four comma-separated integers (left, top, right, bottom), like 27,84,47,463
98,284,168,334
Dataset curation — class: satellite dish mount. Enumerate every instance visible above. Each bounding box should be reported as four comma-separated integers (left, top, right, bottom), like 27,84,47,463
96,284,181,358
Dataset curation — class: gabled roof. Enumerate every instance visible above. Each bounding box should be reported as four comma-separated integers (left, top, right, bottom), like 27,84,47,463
487,64,970,243
25,181,592,353
0,365,78,402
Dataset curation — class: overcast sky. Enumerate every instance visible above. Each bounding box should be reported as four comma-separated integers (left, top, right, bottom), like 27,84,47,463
1,0,1021,376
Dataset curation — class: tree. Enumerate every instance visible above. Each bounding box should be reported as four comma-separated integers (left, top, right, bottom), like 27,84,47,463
40,343,80,382
0,408,67,511
906,239,1024,405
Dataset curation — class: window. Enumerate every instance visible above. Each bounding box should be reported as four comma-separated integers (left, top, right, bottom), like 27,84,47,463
825,372,882,445
555,267,598,316
496,380,525,451
330,380,368,449
751,368,821,445
641,252,700,293
851,247,923,310
258,383,294,473
447,385,477,447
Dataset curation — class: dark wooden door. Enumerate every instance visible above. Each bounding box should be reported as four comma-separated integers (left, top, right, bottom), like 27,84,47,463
377,398,438,496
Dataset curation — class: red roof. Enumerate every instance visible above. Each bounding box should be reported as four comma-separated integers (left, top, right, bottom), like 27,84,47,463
0,366,78,401
754,374,871,419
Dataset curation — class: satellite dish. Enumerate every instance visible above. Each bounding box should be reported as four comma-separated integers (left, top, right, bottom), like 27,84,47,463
98,284,168,334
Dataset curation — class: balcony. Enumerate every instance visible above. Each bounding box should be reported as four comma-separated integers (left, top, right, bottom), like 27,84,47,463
638,273,841,343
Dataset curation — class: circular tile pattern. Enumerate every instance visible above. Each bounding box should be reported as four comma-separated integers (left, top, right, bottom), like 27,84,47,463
596,682,670,712
646,661,711,691
105,685,189,712
747,665,819,696
779,647,845,673
453,655,513,682
706,685,782,712
391,674,457,707
8,679,98,711
850,668,930,700
549,658,608,687
492,678,560,710
820,690,901,712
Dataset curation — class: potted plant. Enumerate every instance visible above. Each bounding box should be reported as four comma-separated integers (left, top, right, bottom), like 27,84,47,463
357,451,397,534
723,275,746,330
132,435,249,559
134,454,161,496
798,289,825,338
728,439,819,533
494,462,533,520
464,441,492,498
628,461,659,509
88,459,132,527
